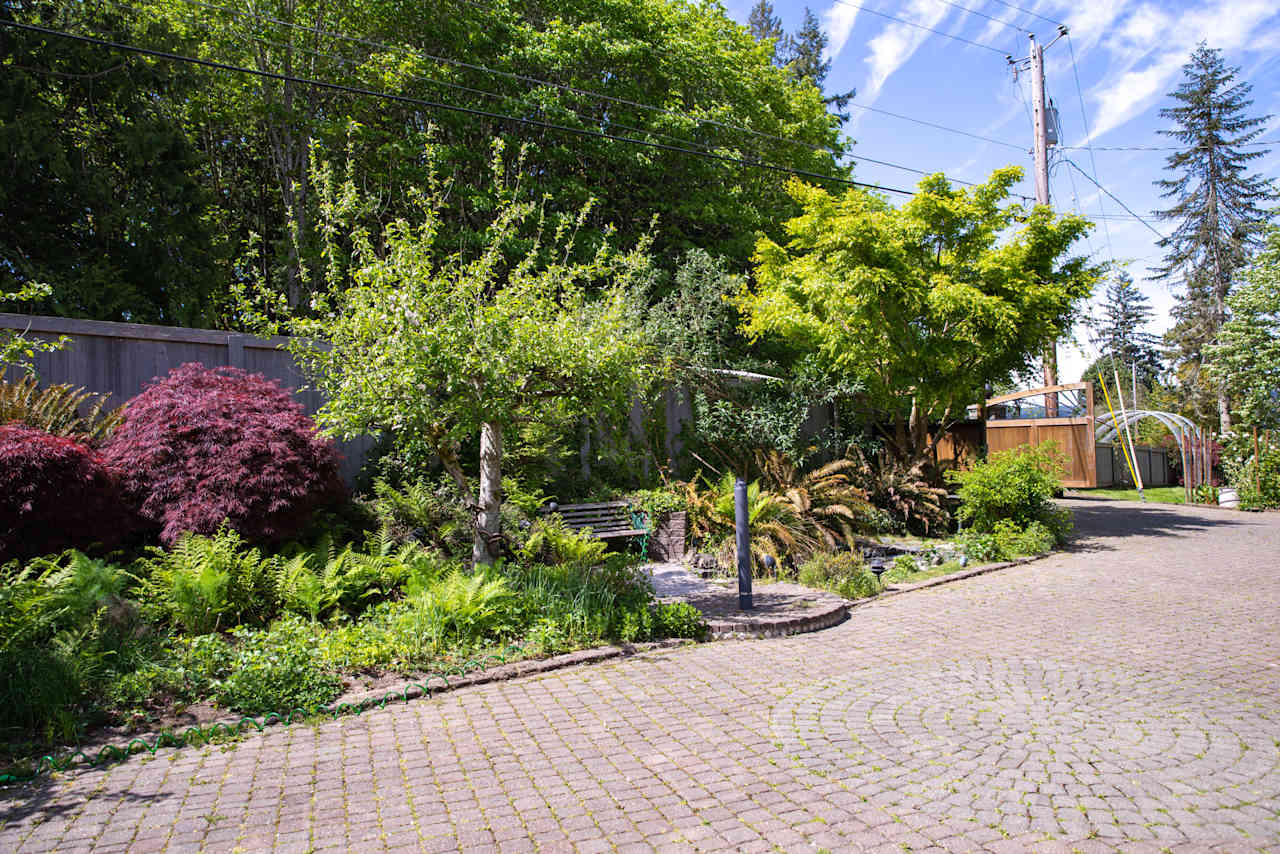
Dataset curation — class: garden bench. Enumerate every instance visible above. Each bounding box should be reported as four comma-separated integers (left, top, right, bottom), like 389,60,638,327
542,500,648,541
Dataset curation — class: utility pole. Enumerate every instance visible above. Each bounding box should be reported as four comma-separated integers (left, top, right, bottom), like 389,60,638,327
1015,28,1067,416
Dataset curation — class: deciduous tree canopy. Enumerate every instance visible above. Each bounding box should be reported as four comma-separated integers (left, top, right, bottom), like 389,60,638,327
2,0,849,323
740,168,1101,466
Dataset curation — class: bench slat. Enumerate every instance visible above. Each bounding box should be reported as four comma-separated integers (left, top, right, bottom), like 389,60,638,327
544,500,632,511
562,514,630,521
542,500,647,542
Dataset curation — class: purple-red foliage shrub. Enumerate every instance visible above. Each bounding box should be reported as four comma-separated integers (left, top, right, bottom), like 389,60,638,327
102,363,345,546
0,425,130,563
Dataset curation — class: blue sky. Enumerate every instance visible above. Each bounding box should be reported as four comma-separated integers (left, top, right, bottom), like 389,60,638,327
723,0,1280,386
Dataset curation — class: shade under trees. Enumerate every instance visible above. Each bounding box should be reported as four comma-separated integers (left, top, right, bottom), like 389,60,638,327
1153,44,1278,430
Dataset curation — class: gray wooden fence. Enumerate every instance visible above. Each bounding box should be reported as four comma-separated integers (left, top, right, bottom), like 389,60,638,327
1,313,374,484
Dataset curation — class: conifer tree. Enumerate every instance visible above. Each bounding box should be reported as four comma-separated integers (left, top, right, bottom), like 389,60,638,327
788,8,831,88
1153,44,1277,429
1090,272,1164,391
748,1,786,65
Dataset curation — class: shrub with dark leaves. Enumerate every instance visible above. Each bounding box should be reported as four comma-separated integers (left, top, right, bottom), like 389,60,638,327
102,363,344,546
0,426,130,562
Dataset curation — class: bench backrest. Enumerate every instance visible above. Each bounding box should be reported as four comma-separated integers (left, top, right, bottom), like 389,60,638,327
542,501,646,538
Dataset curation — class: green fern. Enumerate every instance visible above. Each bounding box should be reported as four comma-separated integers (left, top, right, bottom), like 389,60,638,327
519,516,607,567
136,527,273,633
0,375,123,442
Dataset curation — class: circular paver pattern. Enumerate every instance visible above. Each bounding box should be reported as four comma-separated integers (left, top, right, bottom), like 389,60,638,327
4,499,1279,853
773,656,1280,841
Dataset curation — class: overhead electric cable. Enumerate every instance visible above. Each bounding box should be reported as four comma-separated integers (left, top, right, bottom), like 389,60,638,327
166,0,853,162
1065,34,1115,257
158,0,1029,189
1060,141,1279,151
984,0,1064,27
847,101,1026,151
104,0,747,161
94,0,1018,193
921,0,1023,32
1062,158,1166,240
827,0,1008,55
1,20,924,196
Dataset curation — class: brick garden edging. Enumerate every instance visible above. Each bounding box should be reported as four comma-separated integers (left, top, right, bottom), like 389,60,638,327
7,639,694,785
704,597,848,640
871,553,1050,602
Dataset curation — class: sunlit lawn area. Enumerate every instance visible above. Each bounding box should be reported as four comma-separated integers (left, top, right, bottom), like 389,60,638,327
1074,486,1187,504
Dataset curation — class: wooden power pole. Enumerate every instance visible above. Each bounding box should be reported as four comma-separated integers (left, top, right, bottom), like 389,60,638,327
1024,29,1066,416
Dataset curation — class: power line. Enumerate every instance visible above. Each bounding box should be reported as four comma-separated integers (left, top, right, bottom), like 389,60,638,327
104,0,745,163
1062,158,1166,240
158,0,1012,191
1,19,925,197
828,0,1008,55
89,0,1019,194
1060,141,1279,151
923,0,1023,33
1064,34,1114,259
847,100,1026,151
984,0,1065,27
168,0,850,162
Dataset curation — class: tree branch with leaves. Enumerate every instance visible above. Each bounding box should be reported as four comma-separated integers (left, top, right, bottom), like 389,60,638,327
281,141,655,565
739,168,1101,468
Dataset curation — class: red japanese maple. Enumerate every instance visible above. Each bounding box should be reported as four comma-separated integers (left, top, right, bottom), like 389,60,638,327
0,425,131,562
102,363,345,546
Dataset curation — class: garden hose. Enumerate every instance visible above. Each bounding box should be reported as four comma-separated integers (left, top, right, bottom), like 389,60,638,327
0,642,529,786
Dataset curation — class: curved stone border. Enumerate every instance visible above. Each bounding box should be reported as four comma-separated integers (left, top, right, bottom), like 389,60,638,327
9,639,693,784
705,597,848,640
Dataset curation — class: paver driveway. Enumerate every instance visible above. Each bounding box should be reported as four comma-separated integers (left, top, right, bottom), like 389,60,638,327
3,499,1279,853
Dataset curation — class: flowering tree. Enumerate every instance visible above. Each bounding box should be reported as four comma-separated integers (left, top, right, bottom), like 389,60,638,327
287,146,654,565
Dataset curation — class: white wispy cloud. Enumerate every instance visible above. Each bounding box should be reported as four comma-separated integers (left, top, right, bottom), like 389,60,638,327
821,0,860,61
1086,0,1280,142
859,0,951,106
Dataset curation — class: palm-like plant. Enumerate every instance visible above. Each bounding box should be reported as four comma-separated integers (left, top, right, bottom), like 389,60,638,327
845,447,950,536
755,451,874,552
675,472,814,570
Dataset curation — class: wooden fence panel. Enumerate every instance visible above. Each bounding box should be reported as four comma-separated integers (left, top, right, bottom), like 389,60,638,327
985,420,1096,488
1,313,373,484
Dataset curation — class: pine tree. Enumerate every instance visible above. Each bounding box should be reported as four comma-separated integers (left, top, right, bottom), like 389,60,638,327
762,7,855,119
788,8,831,89
748,1,786,66
1087,273,1164,406
1153,44,1277,430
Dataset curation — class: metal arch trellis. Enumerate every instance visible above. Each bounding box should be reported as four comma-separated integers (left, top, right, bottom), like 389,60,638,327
1093,409,1208,495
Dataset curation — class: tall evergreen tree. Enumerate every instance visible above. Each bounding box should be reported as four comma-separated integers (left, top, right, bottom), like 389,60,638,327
1091,272,1164,387
1152,44,1277,429
747,1,786,66
758,6,855,120
788,8,831,88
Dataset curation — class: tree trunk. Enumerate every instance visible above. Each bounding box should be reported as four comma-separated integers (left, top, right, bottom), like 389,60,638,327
473,421,503,567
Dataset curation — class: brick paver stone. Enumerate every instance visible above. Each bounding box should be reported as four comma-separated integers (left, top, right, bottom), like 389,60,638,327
2,499,1279,852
